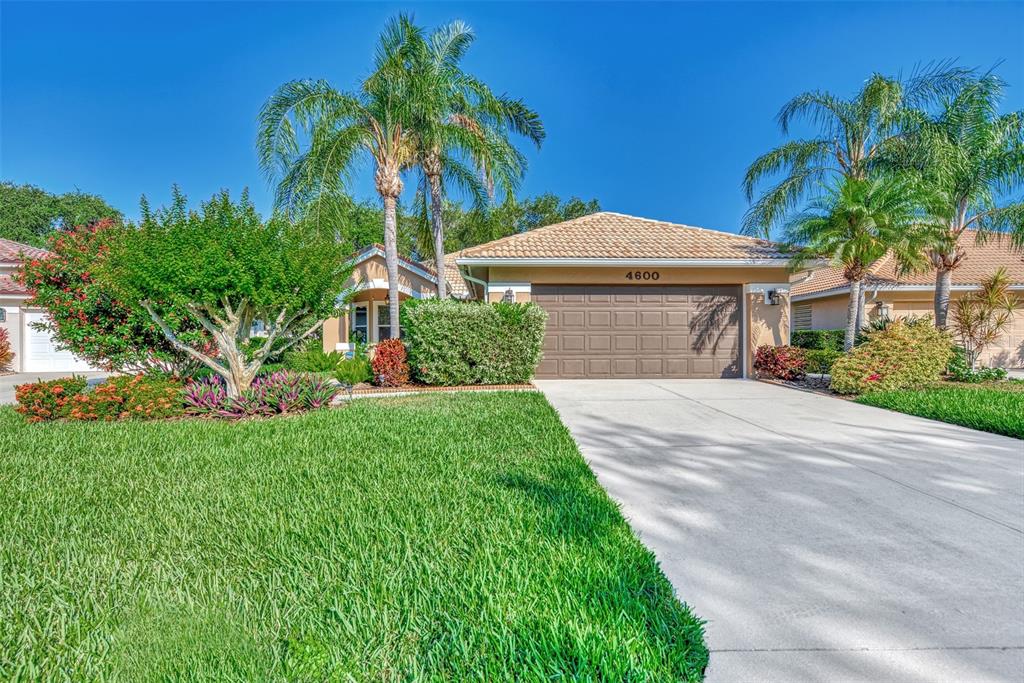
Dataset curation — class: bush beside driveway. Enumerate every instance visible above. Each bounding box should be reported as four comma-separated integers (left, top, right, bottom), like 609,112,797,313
0,393,707,680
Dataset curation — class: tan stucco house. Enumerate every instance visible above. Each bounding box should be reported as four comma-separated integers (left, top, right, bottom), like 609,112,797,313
791,232,1024,368
0,238,95,373
326,212,795,379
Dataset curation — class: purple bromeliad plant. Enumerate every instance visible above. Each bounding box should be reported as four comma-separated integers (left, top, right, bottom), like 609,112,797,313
182,371,340,419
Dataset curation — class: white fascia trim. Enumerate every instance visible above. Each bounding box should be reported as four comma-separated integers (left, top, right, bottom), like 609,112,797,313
740,292,748,379
350,246,438,283
353,279,429,299
487,282,532,293
742,282,792,294
792,283,1024,302
455,257,792,267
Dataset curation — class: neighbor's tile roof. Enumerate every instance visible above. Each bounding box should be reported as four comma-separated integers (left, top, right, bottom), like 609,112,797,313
791,231,1024,297
0,238,50,264
0,273,29,296
457,212,788,261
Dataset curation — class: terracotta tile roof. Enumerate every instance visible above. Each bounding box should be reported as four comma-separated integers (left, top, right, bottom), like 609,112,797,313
0,238,50,264
792,231,1024,298
456,212,788,261
0,273,29,296
439,252,469,298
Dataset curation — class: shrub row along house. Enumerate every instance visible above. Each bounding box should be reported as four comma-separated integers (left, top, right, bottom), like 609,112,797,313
791,232,1024,368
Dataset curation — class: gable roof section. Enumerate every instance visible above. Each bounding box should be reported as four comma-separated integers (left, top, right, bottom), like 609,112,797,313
0,238,50,264
419,251,470,298
792,232,1024,299
351,243,438,283
456,212,789,264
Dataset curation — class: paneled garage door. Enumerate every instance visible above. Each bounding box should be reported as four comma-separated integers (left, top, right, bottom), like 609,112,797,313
23,311,95,373
533,285,742,379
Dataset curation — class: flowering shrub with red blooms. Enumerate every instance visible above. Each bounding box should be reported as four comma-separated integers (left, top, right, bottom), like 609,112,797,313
16,219,204,374
15,376,89,423
371,339,410,387
753,345,807,381
67,375,183,422
0,328,13,372
830,317,954,395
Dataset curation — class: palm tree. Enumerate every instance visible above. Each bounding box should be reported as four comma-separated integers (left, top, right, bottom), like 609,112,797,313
257,15,422,339
901,74,1024,328
406,20,544,297
786,176,943,351
742,66,970,239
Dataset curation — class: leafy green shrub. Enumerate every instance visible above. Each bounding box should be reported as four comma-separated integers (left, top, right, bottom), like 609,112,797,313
68,374,183,421
401,299,548,385
334,358,372,386
371,339,409,387
830,317,954,395
947,347,1008,383
791,329,845,352
14,376,89,422
285,348,344,373
805,349,843,375
754,345,806,380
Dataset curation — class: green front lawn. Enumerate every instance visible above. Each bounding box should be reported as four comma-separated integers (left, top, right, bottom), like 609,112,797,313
855,382,1024,439
0,393,706,681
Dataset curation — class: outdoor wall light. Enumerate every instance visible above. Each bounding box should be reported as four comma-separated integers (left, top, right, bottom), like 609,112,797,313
503,288,516,303
767,289,782,306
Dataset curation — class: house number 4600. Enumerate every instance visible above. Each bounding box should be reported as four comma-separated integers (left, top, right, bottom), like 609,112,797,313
625,271,660,281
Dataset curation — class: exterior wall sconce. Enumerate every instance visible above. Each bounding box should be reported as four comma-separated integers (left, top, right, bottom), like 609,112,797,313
502,288,515,303
767,289,782,306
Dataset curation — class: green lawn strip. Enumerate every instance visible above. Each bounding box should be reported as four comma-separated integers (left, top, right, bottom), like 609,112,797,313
855,383,1024,439
0,393,707,681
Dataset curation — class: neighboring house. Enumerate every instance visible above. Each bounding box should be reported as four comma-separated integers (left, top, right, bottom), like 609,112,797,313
321,244,469,352
323,212,795,379
791,231,1024,368
0,238,96,373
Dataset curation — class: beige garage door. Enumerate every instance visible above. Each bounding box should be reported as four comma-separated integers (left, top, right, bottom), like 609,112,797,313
533,285,742,379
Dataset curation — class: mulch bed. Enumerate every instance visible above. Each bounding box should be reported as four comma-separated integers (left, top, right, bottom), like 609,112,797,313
340,383,537,399
756,375,855,400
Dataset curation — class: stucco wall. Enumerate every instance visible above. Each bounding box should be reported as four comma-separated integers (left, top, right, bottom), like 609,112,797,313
351,256,436,297
799,291,1024,368
747,291,791,373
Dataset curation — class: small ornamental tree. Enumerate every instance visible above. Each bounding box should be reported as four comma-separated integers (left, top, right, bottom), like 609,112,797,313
101,189,352,397
18,219,203,373
952,268,1017,370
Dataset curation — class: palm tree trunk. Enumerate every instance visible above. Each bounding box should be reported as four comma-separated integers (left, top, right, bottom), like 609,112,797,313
934,267,952,330
382,195,401,340
427,172,447,299
845,279,862,352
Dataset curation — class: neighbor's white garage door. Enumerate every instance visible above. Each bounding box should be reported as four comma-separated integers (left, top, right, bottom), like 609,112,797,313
23,311,94,372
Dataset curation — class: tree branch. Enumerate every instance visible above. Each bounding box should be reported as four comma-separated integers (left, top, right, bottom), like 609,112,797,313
142,301,230,379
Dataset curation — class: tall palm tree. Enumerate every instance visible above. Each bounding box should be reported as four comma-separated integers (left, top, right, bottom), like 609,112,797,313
257,15,422,339
786,176,943,351
743,66,969,239
407,20,544,297
901,74,1024,328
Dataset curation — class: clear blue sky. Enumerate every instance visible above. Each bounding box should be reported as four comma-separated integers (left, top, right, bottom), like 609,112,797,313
2,1,1022,233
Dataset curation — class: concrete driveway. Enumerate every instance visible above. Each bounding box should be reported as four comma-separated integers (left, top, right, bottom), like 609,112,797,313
537,379,1024,682
0,372,108,405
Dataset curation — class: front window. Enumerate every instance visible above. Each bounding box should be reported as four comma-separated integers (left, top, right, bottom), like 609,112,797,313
377,304,392,341
351,304,368,343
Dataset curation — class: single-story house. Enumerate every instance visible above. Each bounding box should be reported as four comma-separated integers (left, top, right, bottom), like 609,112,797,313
325,212,795,379
0,238,96,373
791,231,1024,368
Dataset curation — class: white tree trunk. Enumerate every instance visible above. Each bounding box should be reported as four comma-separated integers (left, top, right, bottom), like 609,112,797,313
845,279,862,352
383,195,401,339
428,173,447,299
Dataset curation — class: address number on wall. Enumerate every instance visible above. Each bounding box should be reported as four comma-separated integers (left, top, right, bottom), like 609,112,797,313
625,271,660,281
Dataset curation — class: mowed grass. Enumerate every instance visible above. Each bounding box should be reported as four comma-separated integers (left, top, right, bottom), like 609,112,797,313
856,382,1024,439
0,392,707,681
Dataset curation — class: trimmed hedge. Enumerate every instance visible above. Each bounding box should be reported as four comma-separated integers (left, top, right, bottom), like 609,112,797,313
791,329,845,352
402,299,547,385
830,317,954,395
805,349,843,375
